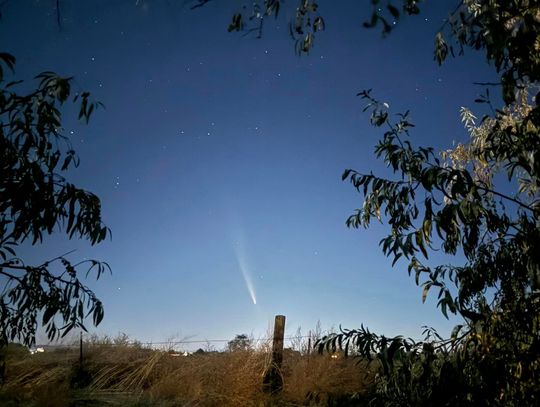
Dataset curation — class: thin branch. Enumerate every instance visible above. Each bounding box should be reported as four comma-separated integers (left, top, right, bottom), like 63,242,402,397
0,269,22,282
473,82,502,86
433,329,470,351
56,0,62,31
187,0,212,10
477,185,534,212
242,18,264,39
41,249,77,267
437,0,465,33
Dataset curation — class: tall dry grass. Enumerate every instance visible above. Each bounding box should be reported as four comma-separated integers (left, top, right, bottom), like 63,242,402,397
0,334,375,406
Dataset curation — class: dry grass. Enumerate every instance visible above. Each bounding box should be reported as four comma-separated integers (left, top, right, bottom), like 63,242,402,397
0,337,375,406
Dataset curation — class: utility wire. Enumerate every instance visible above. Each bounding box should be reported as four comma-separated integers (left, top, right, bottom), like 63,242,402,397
36,335,320,348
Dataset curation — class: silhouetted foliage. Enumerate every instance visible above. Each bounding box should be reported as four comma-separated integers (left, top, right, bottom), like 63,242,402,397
0,52,109,349
227,333,252,352
317,2,540,406
194,1,540,405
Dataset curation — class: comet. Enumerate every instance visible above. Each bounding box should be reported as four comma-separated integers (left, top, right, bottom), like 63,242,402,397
232,234,257,306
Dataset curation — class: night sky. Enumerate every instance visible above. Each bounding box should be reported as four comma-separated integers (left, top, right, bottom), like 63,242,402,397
1,1,498,347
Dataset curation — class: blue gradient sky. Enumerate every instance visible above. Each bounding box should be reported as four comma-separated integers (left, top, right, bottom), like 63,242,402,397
1,1,498,346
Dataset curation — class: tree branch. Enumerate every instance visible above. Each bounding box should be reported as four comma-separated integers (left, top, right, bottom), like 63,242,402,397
0,269,22,282
477,185,534,212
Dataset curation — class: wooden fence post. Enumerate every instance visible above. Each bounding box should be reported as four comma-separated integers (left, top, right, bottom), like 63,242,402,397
263,314,286,394
307,330,312,359
79,331,83,368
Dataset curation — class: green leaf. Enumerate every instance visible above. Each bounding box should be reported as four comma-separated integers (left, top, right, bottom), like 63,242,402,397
42,306,56,325
415,230,428,258
434,32,448,65
228,13,244,32
422,283,431,303
363,12,378,29
387,4,399,19
501,70,516,104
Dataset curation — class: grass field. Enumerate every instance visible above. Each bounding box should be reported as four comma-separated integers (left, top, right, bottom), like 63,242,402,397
0,336,376,406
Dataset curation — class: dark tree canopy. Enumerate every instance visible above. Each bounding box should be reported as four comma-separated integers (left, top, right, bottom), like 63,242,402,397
227,333,253,352
0,52,109,349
